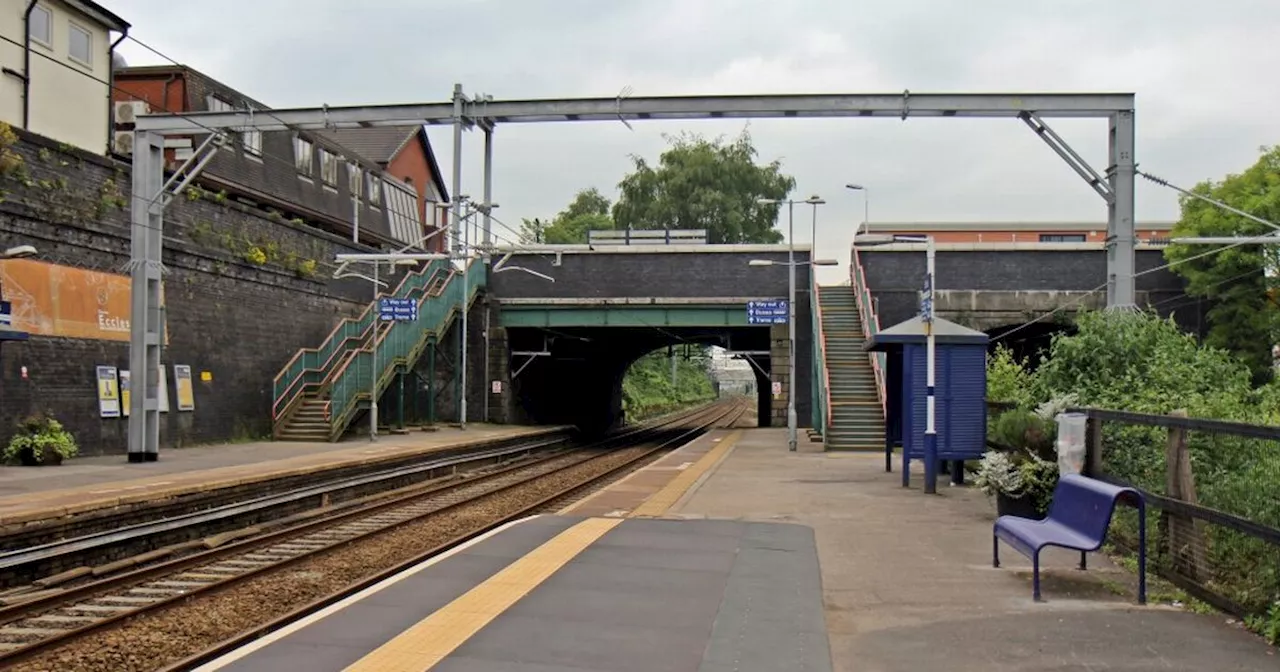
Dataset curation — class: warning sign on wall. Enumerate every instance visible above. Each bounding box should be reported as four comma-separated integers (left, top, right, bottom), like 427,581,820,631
771,381,783,397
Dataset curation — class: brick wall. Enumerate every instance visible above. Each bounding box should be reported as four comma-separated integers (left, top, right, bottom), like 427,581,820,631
0,127,377,455
860,248,1202,334
489,249,814,426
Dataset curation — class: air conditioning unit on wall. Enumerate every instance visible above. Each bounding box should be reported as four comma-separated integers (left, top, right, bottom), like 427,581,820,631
113,131,134,155
114,100,150,124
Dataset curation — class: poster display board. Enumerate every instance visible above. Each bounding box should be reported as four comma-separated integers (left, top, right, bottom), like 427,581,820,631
96,366,120,418
174,365,195,411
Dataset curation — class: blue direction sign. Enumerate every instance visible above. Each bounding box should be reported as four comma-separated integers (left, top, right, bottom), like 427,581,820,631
379,297,418,321
747,299,789,325
0,301,10,327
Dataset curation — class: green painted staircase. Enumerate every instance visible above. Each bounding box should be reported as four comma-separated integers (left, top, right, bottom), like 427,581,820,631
272,259,485,442
817,285,884,450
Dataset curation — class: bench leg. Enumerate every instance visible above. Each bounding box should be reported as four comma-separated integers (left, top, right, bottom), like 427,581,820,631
992,535,1000,568
1032,551,1042,602
1079,550,1087,571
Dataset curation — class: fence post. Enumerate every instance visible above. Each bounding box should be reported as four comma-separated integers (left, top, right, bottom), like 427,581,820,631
1084,414,1104,477
1164,409,1207,580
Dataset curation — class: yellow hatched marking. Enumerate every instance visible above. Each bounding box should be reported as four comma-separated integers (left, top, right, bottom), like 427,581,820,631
343,516,622,671
629,429,743,518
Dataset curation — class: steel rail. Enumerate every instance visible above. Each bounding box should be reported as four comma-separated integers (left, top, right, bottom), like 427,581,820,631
162,398,746,672
0,401,740,666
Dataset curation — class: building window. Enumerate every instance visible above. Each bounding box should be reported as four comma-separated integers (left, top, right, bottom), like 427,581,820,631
28,5,51,46
319,149,339,187
386,181,422,245
367,174,382,207
244,108,262,157
1039,234,1086,243
204,97,240,152
348,163,362,198
294,136,314,176
68,22,92,66
207,96,233,113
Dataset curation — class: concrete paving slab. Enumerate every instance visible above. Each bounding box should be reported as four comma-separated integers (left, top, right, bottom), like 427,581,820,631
673,428,1279,672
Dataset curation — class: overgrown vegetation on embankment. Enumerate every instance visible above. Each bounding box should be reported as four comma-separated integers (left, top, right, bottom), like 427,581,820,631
987,310,1280,642
622,350,718,422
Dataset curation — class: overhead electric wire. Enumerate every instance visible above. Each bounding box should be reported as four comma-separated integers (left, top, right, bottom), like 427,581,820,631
991,174,1280,344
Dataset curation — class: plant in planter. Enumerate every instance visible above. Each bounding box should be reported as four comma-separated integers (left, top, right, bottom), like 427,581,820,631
3,413,78,466
973,395,1076,518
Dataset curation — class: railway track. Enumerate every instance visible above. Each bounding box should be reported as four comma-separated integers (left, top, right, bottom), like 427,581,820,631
0,434,576,588
0,399,746,671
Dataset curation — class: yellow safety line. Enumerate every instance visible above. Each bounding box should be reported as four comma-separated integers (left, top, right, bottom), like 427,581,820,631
343,516,622,671
629,429,743,518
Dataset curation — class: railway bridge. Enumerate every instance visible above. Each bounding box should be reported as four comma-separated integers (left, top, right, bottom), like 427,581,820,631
270,239,1196,446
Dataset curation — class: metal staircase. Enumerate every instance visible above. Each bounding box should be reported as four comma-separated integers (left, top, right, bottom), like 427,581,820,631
816,286,884,450
271,259,485,442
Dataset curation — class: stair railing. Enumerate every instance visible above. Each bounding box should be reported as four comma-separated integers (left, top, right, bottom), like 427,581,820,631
271,262,436,424
851,244,886,418
810,272,832,445
325,257,487,439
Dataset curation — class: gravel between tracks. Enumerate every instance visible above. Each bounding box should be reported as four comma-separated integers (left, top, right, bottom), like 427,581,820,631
9,446,657,672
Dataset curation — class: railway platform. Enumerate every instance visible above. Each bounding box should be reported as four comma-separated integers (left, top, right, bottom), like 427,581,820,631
192,428,1275,672
0,424,570,528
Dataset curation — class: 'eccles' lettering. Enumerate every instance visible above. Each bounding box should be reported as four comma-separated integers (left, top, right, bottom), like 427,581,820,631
97,310,129,332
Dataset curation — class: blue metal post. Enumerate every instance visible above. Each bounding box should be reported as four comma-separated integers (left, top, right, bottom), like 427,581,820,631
923,236,938,494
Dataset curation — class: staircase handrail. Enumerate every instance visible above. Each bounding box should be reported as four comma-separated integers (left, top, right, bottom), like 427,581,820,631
271,262,436,421
325,258,487,439
851,244,887,418
811,274,832,442
320,265,449,413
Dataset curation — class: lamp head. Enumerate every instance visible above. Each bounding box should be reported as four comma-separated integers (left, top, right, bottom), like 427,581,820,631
2,245,37,259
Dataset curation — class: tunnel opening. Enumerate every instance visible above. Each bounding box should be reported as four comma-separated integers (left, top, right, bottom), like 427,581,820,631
505,325,783,436
986,319,1076,370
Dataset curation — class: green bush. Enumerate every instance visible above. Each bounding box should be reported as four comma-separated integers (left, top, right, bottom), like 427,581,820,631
987,309,1280,624
3,413,78,464
621,349,717,421
986,344,1035,408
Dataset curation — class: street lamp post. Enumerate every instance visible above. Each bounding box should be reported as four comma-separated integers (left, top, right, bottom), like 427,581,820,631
758,196,826,452
442,199,498,431
845,184,869,236
805,195,826,253
852,233,938,493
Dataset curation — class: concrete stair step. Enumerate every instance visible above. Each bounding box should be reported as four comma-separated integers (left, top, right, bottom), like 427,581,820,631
277,433,330,442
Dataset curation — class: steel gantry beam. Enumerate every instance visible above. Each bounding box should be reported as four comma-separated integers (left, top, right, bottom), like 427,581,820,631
132,91,1136,133
126,86,1137,460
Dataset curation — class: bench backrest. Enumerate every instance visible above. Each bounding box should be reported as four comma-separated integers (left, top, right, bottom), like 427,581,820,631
1045,474,1137,543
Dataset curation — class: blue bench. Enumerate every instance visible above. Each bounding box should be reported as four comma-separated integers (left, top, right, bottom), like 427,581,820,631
993,473,1147,603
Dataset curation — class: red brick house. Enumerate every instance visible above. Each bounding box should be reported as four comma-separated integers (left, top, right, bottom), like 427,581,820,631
110,64,449,249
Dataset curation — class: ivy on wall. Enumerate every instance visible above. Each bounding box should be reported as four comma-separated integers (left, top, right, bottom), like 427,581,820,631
0,123,323,281
187,220,320,278
0,122,130,223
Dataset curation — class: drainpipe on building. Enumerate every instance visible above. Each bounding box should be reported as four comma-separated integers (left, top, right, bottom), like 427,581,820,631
106,27,129,154
21,0,38,130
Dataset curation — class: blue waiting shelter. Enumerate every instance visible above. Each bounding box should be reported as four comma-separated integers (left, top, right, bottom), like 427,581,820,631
864,315,989,490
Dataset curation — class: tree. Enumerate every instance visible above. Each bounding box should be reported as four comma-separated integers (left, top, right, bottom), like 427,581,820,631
1163,146,1280,383
612,130,795,244
519,187,615,244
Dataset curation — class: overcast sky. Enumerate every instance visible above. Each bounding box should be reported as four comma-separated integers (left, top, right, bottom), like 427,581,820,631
109,0,1279,281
